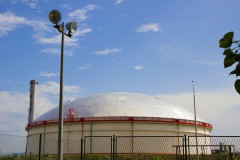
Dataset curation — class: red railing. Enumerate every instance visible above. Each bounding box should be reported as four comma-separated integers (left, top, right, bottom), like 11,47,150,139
26,116,212,130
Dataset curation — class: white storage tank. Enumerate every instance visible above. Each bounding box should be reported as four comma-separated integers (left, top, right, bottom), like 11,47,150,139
26,92,212,155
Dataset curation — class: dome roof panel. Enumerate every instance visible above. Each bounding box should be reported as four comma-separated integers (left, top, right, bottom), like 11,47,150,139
33,92,205,122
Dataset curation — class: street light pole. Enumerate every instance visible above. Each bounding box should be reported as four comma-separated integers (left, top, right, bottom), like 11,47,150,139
57,22,64,160
49,10,77,160
192,81,199,160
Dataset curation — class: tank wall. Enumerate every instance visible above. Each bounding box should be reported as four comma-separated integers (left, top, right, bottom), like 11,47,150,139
27,121,211,154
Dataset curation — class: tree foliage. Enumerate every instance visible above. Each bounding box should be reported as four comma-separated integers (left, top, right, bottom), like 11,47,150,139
219,31,240,94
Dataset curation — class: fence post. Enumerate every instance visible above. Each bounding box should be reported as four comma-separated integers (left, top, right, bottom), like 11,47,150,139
83,137,85,160
112,135,115,160
38,134,42,160
229,146,232,160
80,139,83,160
182,136,185,160
184,134,188,160
188,136,190,160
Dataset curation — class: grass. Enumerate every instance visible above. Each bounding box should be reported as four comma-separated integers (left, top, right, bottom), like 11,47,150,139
0,154,176,160
1,153,240,160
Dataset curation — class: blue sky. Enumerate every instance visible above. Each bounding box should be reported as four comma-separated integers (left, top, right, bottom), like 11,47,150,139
0,0,240,136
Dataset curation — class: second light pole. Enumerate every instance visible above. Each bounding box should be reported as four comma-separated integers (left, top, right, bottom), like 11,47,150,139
192,81,199,160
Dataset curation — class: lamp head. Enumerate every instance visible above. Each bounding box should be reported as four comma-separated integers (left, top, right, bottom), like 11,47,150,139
66,21,77,34
49,10,61,24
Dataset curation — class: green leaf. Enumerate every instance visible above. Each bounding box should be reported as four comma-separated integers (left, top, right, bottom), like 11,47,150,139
224,54,237,68
219,32,234,48
235,79,240,94
224,32,234,41
219,38,232,48
223,49,233,56
229,63,240,76
234,54,240,61
236,63,240,76
229,69,236,76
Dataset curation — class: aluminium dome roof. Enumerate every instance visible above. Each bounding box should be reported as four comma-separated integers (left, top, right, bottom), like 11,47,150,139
33,92,205,122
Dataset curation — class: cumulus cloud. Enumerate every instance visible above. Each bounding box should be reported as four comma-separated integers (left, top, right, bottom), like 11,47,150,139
0,91,29,135
0,81,81,135
0,90,54,135
41,48,73,56
0,10,91,44
0,8,93,49
40,71,58,78
115,0,124,4
0,12,29,37
41,48,59,55
11,0,39,9
136,23,163,33
95,48,121,55
74,28,92,37
134,65,144,71
34,27,92,47
79,64,91,70
38,81,80,94
0,12,50,37
158,44,220,66
60,4,72,10
69,4,99,22
34,34,78,46
158,90,240,135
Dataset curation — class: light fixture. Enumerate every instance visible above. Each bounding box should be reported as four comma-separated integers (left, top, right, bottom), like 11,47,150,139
66,21,77,37
49,10,61,24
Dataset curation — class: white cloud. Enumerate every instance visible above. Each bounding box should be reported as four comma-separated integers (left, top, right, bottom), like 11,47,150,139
41,48,73,56
11,0,39,9
158,90,240,135
34,27,92,47
95,48,121,55
40,71,58,78
158,44,221,66
29,1,37,9
0,91,28,113
38,81,80,94
136,23,163,33
30,21,50,32
74,28,92,37
0,81,81,135
34,34,78,46
0,12,29,37
0,90,54,135
79,64,91,70
116,0,124,4
134,65,144,71
41,48,59,55
65,85,80,93
38,81,60,94
0,91,29,135
0,12,50,37
60,4,72,10
69,4,99,22
0,10,92,49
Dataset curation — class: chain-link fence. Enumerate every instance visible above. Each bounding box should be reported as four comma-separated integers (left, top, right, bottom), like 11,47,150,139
1,134,240,160
116,136,183,154
84,136,112,159
187,136,240,160
0,134,26,156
